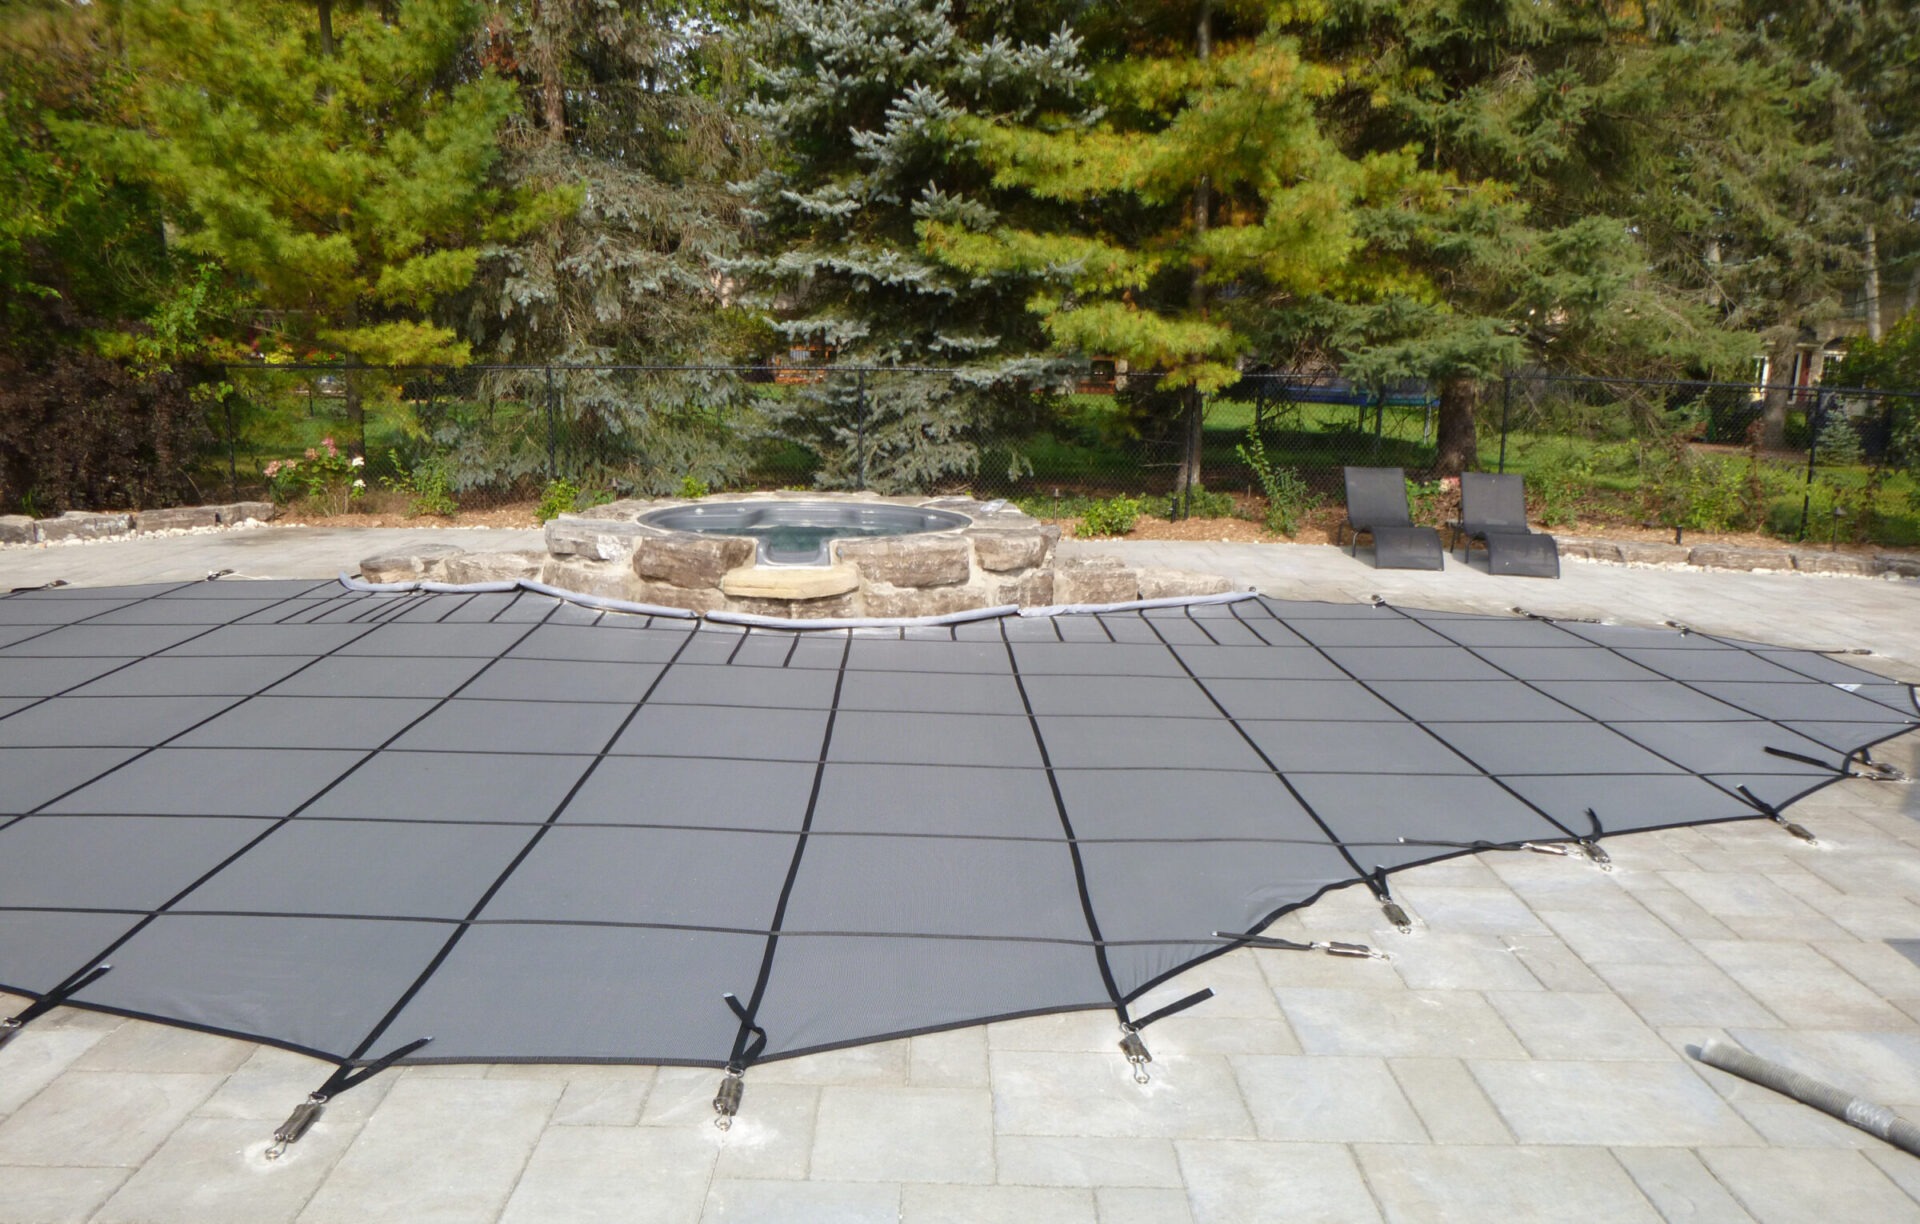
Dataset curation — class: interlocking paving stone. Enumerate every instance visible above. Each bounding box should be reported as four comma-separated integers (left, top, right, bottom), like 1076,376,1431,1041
0,1166,130,1224
1094,1186,1197,1224
1353,1144,1662,1223
711,1083,819,1181
93,1116,355,1224
699,1179,901,1224
990,1052,1255,1139
1698,1147,1920,1224
497,1125,717,1224
993,1136,1183,1188
1177,1140,1382,1224
900,1183,1097,1223
295,1078,560,1224
1277,988,1527,1059
1484,991,1671,1060
1387,1058,1514,1144
1696,941,1914,1028
812,1087,995,1184
1611,1147,1757,1223
1230,1055,1427,1143
0,1071,222,1168
0,1027,109,1118
1470,1060,1763,1146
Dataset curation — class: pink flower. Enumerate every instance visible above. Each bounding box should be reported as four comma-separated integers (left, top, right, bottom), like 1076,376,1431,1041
1441,476,1460,490
264,460,283,477
303,448,317,460
321,437,338,456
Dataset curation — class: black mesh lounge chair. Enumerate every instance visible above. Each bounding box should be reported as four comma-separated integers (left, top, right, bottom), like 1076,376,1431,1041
1340,466,1443,570
1452,472,1560,578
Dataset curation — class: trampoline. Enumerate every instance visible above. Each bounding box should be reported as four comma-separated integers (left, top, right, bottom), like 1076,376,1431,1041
0,577,1914,1138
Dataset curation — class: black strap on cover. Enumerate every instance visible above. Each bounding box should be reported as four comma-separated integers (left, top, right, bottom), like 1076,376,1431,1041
1764,745,1848,774
0,962,111,1047
1127,988,1215,1031
723,992,767,1072
315,1035,434,1101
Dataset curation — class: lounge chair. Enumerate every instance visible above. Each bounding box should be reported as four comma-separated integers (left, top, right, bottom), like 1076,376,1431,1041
1339,467,1444,570
1451,472,1560,578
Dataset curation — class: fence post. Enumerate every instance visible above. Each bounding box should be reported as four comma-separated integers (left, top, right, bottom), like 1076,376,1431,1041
225,391,238,501
855,371,869,491
545,365,557,482
1799,393,1822,541
1371,388,1384,460
1498,374,1511,474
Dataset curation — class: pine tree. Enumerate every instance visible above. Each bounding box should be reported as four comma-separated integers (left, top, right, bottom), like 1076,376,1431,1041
951,1,1381,487
77,0,556,370
724,0,1093,490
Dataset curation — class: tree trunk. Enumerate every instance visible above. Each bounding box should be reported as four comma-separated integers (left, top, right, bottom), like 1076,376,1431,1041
1865,223,1882,341
1434,376,1480,476
1906,261,1920,316
1760,336,1793,449
317,0,335,56
1174,0,1211,497
532,1,566,141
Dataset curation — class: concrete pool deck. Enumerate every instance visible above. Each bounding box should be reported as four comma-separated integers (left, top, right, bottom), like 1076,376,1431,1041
2,526,1919,1223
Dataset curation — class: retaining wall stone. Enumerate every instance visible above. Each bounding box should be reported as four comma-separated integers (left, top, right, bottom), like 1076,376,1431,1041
544,557,642,602
1136,567,1234,599
1791,550,1876,576
546,516,652,563
132,506,221,532
1054,559,1139,605
441,551,545,584
835,535,972,587
35,512,132,543
359,544,466,583
0,515,36,544
969,527,1058,573
1687,544,1788,571
635,534,756,588
1612,540,1692,565
862,580,994,619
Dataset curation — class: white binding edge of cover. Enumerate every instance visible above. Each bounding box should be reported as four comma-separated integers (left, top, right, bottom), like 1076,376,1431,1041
1017,590,1258,618
337,571,699,619
337,572,1257,627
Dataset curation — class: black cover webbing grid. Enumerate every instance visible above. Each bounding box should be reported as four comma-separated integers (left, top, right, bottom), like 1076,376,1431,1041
0,584,1913,1068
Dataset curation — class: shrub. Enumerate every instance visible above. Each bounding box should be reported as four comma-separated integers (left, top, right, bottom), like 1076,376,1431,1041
1815,413,1864,467
264,437,364,515
677,475,712,499
1236,425,1319,535
535,478,582,524
1174,484,1237,519
380,451,458,517
1075,495,1144,537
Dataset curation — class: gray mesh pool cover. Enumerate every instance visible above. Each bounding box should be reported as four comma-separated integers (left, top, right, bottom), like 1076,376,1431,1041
1,578,1914,1076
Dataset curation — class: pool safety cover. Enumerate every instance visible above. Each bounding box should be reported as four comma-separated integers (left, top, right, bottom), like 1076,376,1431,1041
1,579,1915,1075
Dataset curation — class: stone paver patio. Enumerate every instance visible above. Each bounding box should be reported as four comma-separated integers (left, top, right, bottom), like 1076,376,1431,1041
2,528,1918,1223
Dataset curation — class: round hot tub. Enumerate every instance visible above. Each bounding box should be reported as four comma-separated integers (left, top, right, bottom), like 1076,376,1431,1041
638,500,971,567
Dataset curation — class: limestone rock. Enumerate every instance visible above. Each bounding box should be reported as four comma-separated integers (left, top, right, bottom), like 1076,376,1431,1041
1687,544,1786,572
835,535,971,587
0,515,36,544
1874,554,1920,579
1135,567,1233,599
217,501,277,524
35,511,131,543
862,580,995,619
546,516,652,563
586,497,675,522
1054,559,1139,605
132,506,221,532
719,564,859,601
359,544,465,584
544,557,642,602
1791,550,1875,576
986,570,1054,607
441,551,545,584
1613,540,1691,566
1555,537,1618,562
728,592,860,619
635,534,756,588
630,579,726,614
969,527,1058,573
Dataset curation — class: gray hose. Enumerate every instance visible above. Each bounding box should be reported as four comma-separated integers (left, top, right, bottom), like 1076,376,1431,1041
1694,1037,1920,1156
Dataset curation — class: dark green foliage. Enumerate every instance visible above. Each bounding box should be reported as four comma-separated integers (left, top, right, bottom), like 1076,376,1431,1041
1075,495,1144,538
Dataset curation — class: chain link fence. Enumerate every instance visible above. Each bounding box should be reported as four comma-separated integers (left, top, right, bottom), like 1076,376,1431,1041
208,363,1919,548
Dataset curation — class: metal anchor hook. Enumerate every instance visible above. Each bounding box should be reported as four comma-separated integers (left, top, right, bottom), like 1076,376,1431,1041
266,1094,327,1161
1118,1024,1152,1084
713,1070,745,1130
